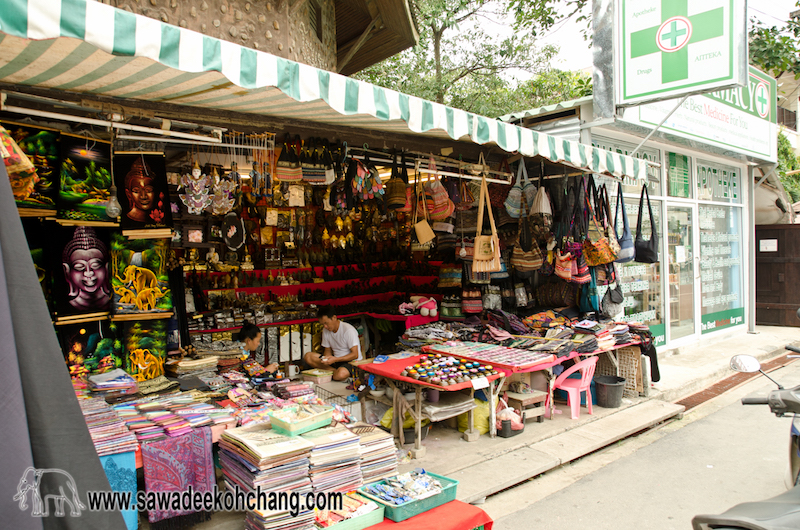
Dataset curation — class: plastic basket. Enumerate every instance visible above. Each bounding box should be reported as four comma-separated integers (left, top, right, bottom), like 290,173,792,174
325,500,385,530
302,369,333,384
268,405,333,436
357,472,459,522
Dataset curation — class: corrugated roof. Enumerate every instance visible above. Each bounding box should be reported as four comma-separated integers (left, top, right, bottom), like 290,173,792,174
499,96,593,123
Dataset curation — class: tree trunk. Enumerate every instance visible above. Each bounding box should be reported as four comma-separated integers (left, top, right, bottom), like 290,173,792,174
433,26,444,104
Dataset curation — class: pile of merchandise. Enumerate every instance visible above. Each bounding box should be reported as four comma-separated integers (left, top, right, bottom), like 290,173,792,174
77,396,138,456
314,492,381,528
218,423,316,530
350,423,398,483
361,470,444,506
86,369,138,399
302,425,363,493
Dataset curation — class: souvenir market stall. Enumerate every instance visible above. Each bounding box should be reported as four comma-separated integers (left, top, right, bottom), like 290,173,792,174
0,1,659,529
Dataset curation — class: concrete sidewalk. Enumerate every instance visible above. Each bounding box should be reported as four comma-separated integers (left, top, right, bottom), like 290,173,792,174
392,325,800,504
650,325,800,402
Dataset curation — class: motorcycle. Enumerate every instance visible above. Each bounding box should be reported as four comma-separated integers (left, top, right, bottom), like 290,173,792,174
691,346,800,530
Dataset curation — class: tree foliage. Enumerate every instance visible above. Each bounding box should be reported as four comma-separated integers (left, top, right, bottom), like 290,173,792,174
749,3,800,79
778,132,800,203
355,0,593,117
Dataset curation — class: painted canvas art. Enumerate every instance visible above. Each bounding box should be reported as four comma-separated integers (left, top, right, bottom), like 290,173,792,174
111,233,172,314
0,121,60,210
122,320,166,381
113,152,173,231
54,225,112,317
58,134,113,222
57,321,122,380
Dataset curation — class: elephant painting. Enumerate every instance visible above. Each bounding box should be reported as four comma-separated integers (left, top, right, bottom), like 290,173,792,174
13,467,86,517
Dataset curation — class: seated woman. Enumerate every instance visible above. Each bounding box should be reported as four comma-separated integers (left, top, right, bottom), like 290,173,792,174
237,321,279,374
303,306,362,382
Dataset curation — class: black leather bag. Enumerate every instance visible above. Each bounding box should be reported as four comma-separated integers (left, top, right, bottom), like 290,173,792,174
634,185,659,263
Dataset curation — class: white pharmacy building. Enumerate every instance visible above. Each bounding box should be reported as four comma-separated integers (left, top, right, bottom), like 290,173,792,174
503,65,783,350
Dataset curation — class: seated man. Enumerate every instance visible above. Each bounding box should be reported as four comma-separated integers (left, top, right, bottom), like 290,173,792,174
303,306,362,381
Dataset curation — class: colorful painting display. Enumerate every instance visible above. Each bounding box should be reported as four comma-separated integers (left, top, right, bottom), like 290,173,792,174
113,152,173,231
54,226,113,317
122,320,166,382
1,121,60,210
111,233,172,314
57,321,122,380
58,134,113,222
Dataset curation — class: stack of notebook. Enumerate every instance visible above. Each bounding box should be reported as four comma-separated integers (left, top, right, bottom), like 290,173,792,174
78,397,138,456
219,423,315,530
301,426,363,493
348,423,398,484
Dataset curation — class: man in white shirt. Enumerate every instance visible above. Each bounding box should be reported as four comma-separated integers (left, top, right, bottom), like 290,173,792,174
303,306,362,381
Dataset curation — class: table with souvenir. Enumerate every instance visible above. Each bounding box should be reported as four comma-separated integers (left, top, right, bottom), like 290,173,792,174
356,348,507,457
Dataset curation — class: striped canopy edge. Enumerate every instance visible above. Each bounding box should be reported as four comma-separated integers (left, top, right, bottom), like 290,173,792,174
0,0,645,181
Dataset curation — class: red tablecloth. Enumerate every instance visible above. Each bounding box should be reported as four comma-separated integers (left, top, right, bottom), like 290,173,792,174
366,500,493,530
359,354,504,392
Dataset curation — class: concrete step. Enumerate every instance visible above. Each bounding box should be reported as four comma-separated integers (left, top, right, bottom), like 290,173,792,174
452,399,685,504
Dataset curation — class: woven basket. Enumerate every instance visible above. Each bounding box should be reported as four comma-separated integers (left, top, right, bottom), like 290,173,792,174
596,346,642,399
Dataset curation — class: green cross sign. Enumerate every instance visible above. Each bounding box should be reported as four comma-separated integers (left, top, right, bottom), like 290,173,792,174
756,83,769,118
661,20,687,48
630,0,725,84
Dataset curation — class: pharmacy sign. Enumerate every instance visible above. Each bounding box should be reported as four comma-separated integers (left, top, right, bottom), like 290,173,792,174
617,0,747,106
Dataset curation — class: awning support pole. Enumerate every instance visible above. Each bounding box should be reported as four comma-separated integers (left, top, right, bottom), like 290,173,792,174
629,95,689,158
748,166,757,334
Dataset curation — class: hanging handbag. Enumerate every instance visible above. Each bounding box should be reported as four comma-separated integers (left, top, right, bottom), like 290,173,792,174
455,169,475,211
582,192,618,266
275,136,303,182
614,181,635,263
600,184,621,255
504,160,536,218
413,177,435,245
490,253,511,280
634,184,659,263
483,285,502,311
425,157,455,221
456,236,474,261
487,156,512,208
601,279,625,318
386,153,408,210
530,171,553,240
473,174,502,273
554,251,573,281
511,204,543,277
572,253,591,284
578,267,600,313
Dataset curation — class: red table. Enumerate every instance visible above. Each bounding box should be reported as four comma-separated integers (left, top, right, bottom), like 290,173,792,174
367,500,493,530
358,354,506,457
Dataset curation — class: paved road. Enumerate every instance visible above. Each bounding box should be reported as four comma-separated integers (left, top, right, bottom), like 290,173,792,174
493,362,800,530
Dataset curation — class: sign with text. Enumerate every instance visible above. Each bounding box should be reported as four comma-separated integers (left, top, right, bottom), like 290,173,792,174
616,0,747,106
620,66,778,163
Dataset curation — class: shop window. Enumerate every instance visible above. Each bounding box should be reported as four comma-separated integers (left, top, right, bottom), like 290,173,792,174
667,152,692,198
309,0,323,42
696,159,741,204
699,205,744,333
598,196,665,347
592,135,661,196
778,106,797,131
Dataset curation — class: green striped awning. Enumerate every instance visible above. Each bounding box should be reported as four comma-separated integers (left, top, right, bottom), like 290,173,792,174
0,0,645,181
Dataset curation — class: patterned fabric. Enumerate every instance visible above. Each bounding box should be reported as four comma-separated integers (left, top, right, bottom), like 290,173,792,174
141,426,214,523
100,452,138,530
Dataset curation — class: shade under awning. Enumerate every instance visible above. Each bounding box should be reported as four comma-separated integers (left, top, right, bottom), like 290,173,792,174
0,0,646,181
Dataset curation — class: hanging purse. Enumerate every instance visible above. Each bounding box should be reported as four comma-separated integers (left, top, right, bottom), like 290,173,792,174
511,200,543,277
413,176,435,245
614,181,635,263
504,159,535,218
385,153,408,210
582,191,618,266
578,267,600,313
601,184,621,255
601,279,625,318
473,173,502,273
634,184,659,263
554,251,573,281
